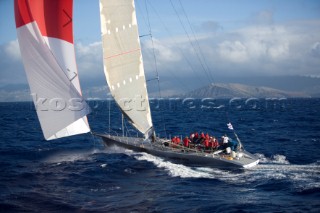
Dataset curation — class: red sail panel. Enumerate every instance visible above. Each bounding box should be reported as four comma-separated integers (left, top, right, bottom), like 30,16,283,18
14,0,34,27
14,0,73,43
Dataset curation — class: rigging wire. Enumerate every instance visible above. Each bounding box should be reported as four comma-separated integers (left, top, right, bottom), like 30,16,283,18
108,99,111,134
123,116,131,137
177,0,216,84
176,0,219,97
144,0,167,138
144,0,160,91
135,0,151,32
169,0,214,84
146,1,206,89
139,0,221,138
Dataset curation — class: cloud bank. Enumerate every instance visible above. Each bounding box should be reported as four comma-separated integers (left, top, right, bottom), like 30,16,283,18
142,17,320,80
1,10,319,101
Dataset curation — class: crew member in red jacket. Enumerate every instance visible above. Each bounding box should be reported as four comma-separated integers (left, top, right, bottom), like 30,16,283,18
205,133,210,140
200,132,205,144
175,136,181,144
183,136,191,148
211,137,219,149
203,137,210,150
194,132,199,142
171,136,177,144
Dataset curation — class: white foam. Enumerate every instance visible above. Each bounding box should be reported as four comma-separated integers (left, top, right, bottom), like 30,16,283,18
124,168,136,174
44,148,107,164
134,153,214,178
255,153,290,164
133,151,320,192
240,162,320,192
44,151,90,164
103,145,134,154
47,146,319,192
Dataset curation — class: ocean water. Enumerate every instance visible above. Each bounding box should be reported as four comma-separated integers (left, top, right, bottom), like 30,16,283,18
0,99,320,212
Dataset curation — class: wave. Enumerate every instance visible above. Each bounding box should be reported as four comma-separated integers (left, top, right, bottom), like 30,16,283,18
42,143,136,164
133,151,320,192
43,146,320,194
255,153,290,164
43,148,105,164
134,152,214,178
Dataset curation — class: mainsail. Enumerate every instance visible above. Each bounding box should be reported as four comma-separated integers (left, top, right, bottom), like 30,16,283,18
14,0,90,140
99,0,153,137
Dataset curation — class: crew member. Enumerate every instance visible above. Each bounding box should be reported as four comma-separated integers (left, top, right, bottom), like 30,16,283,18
183,136,190,148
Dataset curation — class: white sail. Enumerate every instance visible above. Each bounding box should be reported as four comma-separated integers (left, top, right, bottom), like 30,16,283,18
99,0,153,137
14,0,90,140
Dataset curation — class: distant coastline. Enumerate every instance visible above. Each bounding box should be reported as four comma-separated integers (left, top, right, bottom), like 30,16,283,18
1,80,319,102
178,83,313,99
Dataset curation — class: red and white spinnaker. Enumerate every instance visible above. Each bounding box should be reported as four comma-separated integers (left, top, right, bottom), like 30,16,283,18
14,0,90,140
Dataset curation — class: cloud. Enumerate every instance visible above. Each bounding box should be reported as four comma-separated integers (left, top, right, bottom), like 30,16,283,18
142,18,320,78
233,25,290,60
252,10,274,25
3,40,21,61
0,87,30,102
0,40,26,86
200,21,223,33
218,40,248,62
310,41,320,57
0,40,31,101
0,40,106,101
75,41,103,78
144,38,181,63
1,15,320,101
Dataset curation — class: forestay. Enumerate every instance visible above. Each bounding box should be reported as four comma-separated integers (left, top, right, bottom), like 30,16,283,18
99,0,153,137
14,0,90,140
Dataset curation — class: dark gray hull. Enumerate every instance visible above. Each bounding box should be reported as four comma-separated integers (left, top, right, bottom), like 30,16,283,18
95,133,259,169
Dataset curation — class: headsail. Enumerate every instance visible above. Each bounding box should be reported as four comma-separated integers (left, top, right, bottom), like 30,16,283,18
14,0,90,140
99,0,153,137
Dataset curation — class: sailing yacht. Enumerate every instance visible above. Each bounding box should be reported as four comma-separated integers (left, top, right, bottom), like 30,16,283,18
15,0,259,169
96,0,258,169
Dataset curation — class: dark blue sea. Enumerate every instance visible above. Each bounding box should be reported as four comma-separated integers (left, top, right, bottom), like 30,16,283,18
1,98,320,212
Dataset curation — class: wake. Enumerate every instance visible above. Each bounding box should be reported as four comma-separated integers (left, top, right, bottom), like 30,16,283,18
43,147,320,192
133,152,320,191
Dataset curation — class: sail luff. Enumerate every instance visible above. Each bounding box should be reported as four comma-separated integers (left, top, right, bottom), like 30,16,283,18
99,0,153,137
14,0,90,140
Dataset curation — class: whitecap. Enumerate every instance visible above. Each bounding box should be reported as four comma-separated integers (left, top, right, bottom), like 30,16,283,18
124,168,136,174
43,148,104,164
44,151,89,164
255,153,290,164
100,163,107,168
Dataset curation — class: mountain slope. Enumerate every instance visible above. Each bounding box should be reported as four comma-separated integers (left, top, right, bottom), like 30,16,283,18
181,83,310,98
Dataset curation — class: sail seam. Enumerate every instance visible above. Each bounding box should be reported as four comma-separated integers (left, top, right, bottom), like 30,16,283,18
105,48,141,59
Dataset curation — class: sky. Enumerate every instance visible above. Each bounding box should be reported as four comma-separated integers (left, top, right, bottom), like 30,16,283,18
0,0,320,101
